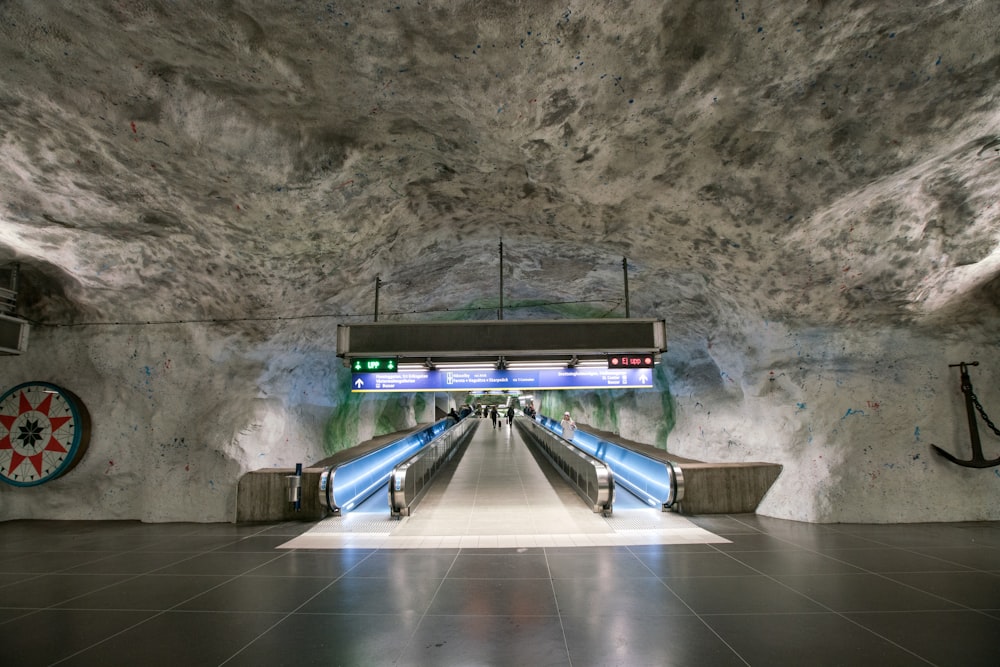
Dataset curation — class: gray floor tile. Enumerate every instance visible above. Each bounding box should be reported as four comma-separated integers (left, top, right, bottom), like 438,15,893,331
428,577,559,616
55,610,283,667
212,535,300,552
634,550,759,577
62,551,196,574
665,574,827,614
245,550,373,577
400,613,570,667
563,613,745,666
131,534,244,552
553,575,692,617
547,549,655,579
225,612,421,666
0,608,158,667
297,574,443,615
710,531,803,551
0,608,31,623
0,573,133,608
844,610,1000,667
906,545,1000,570
0,550,118,573
153,550,284,575
55,573,232,610
177,575,333,612
884,570,1000,609
705,612,930,666
775,572,964,612
728,548,867,575
340,549,457,578
824,547,976,573
447,551,551,578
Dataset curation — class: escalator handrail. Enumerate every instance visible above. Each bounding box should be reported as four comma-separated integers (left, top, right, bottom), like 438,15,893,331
534,413,684,510
517,417,614,515
319,417,455,514
388,417,478,516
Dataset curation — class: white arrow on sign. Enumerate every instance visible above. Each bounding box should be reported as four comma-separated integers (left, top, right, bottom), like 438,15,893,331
354,378,364,388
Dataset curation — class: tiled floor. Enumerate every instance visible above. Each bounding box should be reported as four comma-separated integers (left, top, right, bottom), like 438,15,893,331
1,420,998,665
1,516,999,665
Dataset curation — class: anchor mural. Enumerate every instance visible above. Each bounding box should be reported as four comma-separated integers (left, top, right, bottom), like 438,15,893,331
931,362,1000,469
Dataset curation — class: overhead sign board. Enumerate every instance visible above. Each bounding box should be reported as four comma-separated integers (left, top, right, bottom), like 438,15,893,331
350,367,656,392
337,318,667,361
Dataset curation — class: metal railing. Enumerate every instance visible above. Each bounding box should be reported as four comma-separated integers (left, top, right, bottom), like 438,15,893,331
516,417,615,515
389,417,478,517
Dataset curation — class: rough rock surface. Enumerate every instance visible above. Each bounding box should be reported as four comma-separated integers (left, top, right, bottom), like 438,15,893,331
1,1,998,522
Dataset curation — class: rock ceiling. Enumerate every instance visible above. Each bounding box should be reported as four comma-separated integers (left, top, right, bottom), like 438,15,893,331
1,1,998,344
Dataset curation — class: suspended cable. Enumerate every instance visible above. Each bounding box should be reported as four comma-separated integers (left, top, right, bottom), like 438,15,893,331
33,298,624,329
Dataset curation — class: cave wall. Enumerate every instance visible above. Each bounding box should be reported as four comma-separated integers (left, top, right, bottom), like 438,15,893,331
488,320,1000,524
0,323,418,522
2,318,999,523
647,323,1000,523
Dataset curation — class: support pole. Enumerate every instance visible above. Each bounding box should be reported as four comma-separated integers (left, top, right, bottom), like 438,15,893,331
622,257,630,318
374,275,382,322
499,239,504,320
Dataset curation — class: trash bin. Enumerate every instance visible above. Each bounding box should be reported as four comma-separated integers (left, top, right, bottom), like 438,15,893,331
285,474,302,503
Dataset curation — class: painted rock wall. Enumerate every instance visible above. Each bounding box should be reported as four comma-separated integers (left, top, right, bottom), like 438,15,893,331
656,324,999,523
4,318,999,523
0,323,419,522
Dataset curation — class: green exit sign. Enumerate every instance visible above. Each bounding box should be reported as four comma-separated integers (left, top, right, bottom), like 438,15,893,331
352,357,397,373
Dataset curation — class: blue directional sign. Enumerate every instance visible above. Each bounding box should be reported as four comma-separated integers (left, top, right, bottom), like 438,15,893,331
350,367,655,392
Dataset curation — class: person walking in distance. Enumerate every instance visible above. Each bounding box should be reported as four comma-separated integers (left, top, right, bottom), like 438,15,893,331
560,411,576,441
490,405,499,429
506,405,515,427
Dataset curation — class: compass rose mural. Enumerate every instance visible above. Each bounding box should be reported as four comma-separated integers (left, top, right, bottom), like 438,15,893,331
0,382,91,486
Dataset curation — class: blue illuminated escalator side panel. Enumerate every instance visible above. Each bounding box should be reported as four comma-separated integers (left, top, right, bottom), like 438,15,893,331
535,414,672,508
329,418,452,512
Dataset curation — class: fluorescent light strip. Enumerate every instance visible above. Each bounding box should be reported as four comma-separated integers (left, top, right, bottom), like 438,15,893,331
397,363,430,372
389,358,627,373
574,359,613,368
504,361,571,370
434,361,498,370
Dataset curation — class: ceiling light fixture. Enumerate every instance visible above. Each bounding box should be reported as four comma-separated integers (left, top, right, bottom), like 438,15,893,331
505,360,573,370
